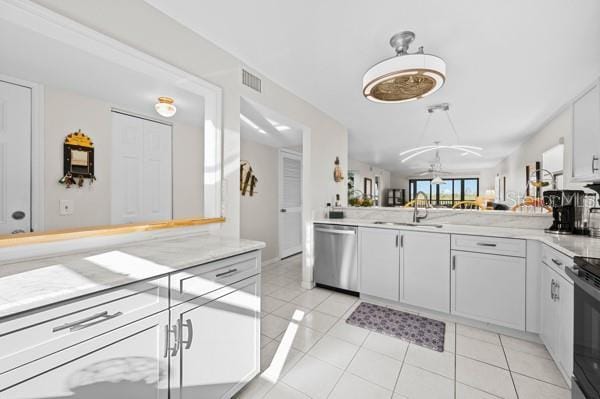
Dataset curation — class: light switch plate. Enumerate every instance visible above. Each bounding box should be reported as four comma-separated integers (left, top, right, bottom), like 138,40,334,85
60,200,74,215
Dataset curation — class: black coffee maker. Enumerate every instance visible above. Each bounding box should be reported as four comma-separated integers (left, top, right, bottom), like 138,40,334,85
543,190,587,234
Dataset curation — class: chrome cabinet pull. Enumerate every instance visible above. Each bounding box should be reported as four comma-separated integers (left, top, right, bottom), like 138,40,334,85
168,323,180,357
551,258,563,267
452,255,456,271
400,235,404,248
216,268,239,278
181,318,194,350
593,155,599,174
555,281,560,301
163,325,171,358
551,279,556,301
476,242,497,247
52,311,122,333
395,235,399,248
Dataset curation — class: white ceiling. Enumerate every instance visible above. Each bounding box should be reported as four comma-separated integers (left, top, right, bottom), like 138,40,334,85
0,19,205,128
146,0,600,174
241,98,303,149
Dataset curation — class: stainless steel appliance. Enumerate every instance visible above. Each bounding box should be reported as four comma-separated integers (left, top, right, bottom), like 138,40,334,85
313,224,358,294
567,257,600,398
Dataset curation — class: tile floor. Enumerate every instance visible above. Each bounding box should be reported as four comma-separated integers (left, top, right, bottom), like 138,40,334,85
235,255,570,399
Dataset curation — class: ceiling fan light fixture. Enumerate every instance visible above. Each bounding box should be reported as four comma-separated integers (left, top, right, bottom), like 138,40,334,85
431,176,445,185
363,31,446,103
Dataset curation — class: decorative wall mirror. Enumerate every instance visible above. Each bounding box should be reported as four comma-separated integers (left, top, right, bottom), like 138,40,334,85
0,0,223,239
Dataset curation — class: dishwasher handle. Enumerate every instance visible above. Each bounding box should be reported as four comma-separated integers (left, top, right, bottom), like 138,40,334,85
314,228,356,235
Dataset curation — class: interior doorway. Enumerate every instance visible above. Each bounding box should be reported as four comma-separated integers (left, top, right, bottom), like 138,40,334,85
279,149,302,258
239,97,304,262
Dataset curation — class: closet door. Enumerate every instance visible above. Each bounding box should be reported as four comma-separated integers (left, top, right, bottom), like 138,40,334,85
111,112,172,224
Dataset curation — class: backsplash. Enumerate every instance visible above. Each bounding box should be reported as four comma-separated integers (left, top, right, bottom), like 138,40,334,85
339,207,553,230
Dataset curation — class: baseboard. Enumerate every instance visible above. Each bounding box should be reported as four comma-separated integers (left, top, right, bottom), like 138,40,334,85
262,257,280,267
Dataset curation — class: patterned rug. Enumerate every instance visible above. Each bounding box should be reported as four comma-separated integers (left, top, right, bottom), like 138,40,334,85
346,302,446,352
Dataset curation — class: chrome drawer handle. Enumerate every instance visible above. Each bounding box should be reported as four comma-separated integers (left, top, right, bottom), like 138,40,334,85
216,268,239,278
477,242,497,247
52,311,123,333
180,318,194,350
551,258,563,266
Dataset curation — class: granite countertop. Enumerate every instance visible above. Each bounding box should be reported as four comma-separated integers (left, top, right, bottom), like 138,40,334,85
0,233,265,320
313,218,600,259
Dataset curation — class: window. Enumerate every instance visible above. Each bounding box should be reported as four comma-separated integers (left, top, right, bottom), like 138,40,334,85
409,178,479,207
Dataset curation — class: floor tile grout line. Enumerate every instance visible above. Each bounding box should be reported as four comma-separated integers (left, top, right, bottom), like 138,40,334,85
391,342,411,395
499,335,520,399
509,371,571,390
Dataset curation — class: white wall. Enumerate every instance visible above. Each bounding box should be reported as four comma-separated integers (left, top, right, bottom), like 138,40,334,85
33,0,349,287
480,106,580,197
240,139,279,261
348,158,391,204
44,86,203,231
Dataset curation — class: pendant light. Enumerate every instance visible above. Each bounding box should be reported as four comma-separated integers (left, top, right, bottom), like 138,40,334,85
399,103,483,163
363,31,446,103
155,96,177,118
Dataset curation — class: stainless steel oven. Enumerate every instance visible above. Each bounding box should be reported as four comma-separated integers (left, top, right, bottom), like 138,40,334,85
568,257,600,399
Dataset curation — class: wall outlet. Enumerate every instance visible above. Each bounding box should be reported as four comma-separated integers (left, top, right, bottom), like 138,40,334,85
60,200,74,216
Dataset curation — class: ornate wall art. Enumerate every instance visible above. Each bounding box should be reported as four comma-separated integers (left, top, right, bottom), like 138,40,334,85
59,130,96,188
240,160,258,196
333,156,344,182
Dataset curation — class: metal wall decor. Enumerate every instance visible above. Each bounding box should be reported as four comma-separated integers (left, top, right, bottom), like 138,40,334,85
59,129,96,188
240,160,258,196
333,156,344,182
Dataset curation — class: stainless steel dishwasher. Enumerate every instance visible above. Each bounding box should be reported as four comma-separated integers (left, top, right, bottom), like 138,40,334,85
313,223,358,294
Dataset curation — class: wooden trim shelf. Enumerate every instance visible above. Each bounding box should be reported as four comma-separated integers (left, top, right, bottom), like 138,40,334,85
0,218,225,248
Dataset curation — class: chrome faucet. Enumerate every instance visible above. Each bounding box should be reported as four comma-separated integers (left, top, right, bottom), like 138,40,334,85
413,191,430,223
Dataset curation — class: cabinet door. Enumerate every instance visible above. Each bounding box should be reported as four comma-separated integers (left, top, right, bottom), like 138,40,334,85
451,251,526,330
1,311,169,399
401,231,450,313
572,83,600,180
359,227,400,301
539,263,557,353
556,276,574,381
171,277,260,399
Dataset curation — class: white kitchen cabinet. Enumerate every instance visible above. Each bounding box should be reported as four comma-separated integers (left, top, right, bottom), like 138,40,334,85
400,231,450,313
171,276,261,399
451,251,526,330
540,261,574,384
1,311,170,398
572,81,600,181
359,227,400,301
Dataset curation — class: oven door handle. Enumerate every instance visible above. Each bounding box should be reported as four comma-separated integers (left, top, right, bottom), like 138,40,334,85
566,266,600,302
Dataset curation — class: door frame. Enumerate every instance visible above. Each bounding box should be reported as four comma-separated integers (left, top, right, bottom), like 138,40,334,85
0,73,45,233
278,148,303,259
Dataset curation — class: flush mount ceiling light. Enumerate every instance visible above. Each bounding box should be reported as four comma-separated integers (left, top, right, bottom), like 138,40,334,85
155,96,177,118
400,103,483,163
363,31,446,103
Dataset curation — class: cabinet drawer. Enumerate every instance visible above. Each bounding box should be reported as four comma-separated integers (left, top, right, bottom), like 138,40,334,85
170,251,260,305
451,234,526,257
0,276,168,375
541,244,573,278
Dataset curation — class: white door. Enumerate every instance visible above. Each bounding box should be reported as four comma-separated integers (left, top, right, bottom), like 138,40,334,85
451,251,526,330
111,112,172,224
359,227,400,301
539,263,557,354
0,80,31,235
572,83,600,180
171,277,260,399
556,274,574,379
1,311,169,398
400,231,450,313
279,149,302,258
